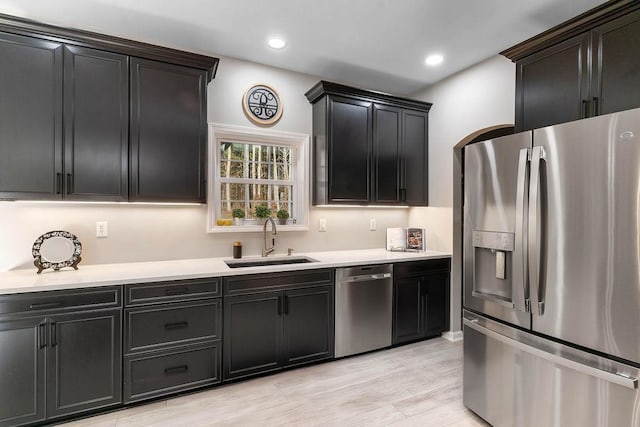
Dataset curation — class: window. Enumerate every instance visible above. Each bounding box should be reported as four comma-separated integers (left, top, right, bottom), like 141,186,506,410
208,124,309,232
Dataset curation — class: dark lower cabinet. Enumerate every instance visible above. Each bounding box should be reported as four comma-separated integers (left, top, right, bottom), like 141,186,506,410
46,310,122,420
123,280,222,403
223,270,334,382
0,317,46,427
0,287,122,427
393,259,451,345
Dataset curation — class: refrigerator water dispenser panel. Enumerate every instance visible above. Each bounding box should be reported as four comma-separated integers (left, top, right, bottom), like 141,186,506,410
472,230,515,302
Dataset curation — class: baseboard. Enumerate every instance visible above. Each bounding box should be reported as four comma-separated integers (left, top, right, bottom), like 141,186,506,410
442,330,463,342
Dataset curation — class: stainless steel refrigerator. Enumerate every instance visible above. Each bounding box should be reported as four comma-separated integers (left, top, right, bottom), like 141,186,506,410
463,108,640,426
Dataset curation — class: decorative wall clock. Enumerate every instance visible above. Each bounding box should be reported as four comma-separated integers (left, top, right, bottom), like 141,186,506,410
242,84,283,125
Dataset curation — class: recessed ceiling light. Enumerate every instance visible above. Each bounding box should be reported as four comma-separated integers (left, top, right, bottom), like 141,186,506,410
425,54,444,66
268,38,286,49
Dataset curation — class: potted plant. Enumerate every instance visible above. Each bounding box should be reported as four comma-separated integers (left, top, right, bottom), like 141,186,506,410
276,209,289,225
254,204,272,224
232,208,245,226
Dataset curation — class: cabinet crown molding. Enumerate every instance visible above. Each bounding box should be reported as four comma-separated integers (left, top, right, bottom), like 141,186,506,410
305,80,432,112
501,0,640,62
0,13,219,82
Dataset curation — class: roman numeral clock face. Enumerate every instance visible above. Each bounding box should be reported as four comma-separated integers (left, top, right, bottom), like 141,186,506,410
242,84,283,125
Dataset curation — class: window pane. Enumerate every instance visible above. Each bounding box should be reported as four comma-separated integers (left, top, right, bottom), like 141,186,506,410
271,163,291,180
219,160,245,178
220,142,245,160
247,162,269,179
249,184,270,201
220,183,245,201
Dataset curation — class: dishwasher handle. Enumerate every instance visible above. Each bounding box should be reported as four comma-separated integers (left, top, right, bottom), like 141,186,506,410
342,272,392,283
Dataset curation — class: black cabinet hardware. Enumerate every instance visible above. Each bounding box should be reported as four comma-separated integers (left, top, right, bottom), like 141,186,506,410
50,322,57,347
165,287,189,296
164,365,189,375
29,301,63,310
39,322,47,349
164,321,189,330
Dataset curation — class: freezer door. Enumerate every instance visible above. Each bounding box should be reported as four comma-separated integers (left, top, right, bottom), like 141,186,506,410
463,132,531,328
531,108,640,364
463,311,640,427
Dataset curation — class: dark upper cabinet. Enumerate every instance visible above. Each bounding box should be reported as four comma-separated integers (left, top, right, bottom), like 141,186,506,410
0,15,218,202
0,32,63,200
306,81,431,206
402,110,429,205
328,96,372,203
393,259,451,345
505,3,640,131
63,46,129,201
130,58,207,203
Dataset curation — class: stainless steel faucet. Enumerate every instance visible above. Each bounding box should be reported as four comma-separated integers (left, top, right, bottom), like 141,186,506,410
262,217,277,257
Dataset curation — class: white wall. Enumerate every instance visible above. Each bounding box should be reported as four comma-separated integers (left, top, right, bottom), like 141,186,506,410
409,54,516,331
0,55,409,271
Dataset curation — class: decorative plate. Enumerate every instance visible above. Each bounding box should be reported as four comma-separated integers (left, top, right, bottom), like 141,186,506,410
32,230,82,274
242,83,283,125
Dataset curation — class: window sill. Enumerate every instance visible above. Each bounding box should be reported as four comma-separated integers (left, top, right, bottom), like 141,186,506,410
208,224,310,233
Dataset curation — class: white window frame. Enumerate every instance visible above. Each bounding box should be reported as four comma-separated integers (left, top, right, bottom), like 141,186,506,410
207,123,310,233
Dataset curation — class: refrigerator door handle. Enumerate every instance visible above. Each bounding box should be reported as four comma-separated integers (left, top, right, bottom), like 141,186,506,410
463,318,638,390
528,145,546,315
513,148,530,313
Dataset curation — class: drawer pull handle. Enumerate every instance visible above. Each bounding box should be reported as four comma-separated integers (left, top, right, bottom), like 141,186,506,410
165,287,189,296
29,302,63,310
165,321,189,330
164,365,188,375
29,301,62,310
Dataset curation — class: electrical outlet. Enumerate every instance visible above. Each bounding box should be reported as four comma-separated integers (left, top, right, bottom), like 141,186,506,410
370,218,376,231
319,218,327,232
96,221,108,238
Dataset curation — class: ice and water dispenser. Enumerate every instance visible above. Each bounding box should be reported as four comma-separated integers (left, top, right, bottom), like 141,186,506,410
471,230,515,304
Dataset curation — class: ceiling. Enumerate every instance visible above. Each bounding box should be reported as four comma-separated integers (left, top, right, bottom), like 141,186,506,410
0,0,606,95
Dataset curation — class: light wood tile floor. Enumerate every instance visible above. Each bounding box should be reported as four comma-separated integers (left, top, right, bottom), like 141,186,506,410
59,338,488,426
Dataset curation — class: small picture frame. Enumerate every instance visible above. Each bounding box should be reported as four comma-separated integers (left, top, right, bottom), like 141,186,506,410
242,83,283,125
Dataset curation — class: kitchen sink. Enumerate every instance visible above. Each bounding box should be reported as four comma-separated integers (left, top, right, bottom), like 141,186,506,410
225,256,318,268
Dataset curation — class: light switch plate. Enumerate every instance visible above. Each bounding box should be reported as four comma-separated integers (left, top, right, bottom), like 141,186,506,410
318,218,327,232
369,218,376,231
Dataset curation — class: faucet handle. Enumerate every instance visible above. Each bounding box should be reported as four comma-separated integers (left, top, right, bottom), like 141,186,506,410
287,248,294,256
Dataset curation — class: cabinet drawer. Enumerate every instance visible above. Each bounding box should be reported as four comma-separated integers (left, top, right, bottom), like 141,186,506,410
125,278,221,306
125,299,221,353
394,258,451,277
124,342,220,403
0,287,121,315
224,269,333,296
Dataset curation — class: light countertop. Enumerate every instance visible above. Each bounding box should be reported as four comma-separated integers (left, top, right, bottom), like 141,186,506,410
0,249,450,295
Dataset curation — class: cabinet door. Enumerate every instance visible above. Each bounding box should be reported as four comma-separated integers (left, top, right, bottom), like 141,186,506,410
515,33,590,132
223,292,283,381
130,58,207,202
0,317,46,426
0,32,63,200
402,110,429,206
423,271,450,336
591,10,640,116
393,276,423,345
47,310,122,420
373,104,402,204
328,96,372,203
63,46,129,201
283,286,334,367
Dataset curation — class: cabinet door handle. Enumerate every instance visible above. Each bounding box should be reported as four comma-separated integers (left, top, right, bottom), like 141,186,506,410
284,295,289,315
56,173,62,194
38,322,47,349
50,322,57,347
164,365,188,375
164,321,189,330
29,301,63,310
592,97,599,116
277,295,282,316
400,188,407,203
165,287,189,296
66,174,73,194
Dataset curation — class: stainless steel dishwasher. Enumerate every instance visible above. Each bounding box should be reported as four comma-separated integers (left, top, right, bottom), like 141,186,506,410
335,264,393,357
